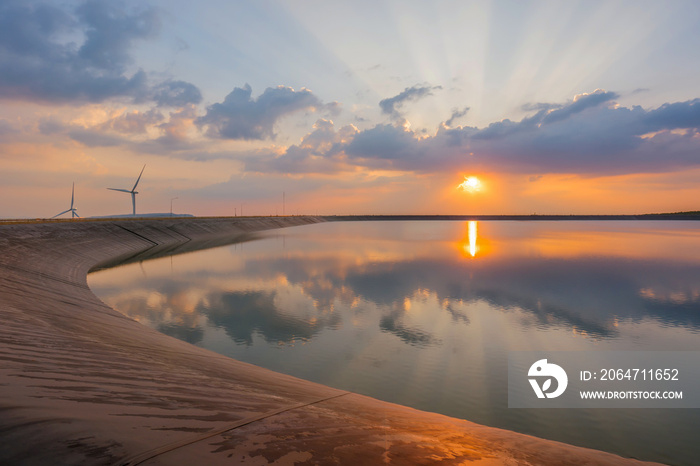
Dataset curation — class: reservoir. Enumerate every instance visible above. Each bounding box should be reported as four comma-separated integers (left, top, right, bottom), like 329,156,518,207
88,220,700,465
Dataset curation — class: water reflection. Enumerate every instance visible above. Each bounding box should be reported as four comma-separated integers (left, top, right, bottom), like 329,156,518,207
461,220,479,258
204,290,341,345
89,221,700,465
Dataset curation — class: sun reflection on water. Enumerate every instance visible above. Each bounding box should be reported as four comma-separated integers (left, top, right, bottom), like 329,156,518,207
460,220,480,258
468,221,477,257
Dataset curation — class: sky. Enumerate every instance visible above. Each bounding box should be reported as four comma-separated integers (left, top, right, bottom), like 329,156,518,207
1,0,700,218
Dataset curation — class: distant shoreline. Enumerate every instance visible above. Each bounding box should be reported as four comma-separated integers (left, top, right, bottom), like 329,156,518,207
3,212,700,225
325,213,700,221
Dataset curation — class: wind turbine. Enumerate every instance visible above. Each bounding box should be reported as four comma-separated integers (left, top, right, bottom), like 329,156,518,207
52,183,80,219
108,164,146,216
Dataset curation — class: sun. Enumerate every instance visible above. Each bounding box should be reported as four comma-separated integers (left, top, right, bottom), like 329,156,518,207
458,176,482,193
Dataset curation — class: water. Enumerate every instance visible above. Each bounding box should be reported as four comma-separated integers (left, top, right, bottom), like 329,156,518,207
88,220,700,465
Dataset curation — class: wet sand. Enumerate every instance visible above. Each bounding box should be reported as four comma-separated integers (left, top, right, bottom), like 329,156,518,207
0,217,664,465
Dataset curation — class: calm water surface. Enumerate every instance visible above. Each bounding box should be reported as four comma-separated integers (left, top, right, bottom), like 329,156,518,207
89,221,700,465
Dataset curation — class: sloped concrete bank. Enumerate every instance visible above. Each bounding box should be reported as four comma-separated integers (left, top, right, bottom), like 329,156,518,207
0,217,661,465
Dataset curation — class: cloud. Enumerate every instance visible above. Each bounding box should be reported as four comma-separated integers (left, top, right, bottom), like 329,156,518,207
69,128,125,147
642,99,700,131
0,1,74,58
155,105,198,145
540,89,619,124
445,107,470,127
196,84,332,140
243,91,653,176
26,79,700,180
0,1,201,106
512,90,618,129
152,81,203,107
521,102,562,112
60,104,202,154
467,96,700,174
476,90,619,141
98,108,165,135
38,118,66,135
379,84,442,120
75,0,159,71
335,91,700,175
243,119,357,174
346,124,424,162
0,119,14,136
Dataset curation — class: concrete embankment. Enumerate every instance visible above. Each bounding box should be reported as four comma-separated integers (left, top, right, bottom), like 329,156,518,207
0,217,662,465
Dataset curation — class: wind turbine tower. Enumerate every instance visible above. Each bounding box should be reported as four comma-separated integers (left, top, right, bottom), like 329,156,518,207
51,182,80,219
107,164,146,216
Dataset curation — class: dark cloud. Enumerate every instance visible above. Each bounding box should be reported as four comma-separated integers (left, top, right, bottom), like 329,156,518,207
445,106,470,127
521,102,562,112
337,92,700,175
75,0,159,71
244,90,698,176
0,1,74,57
196,84,331,140
469,97,700,173
153,80,203,107
642,99,700,131
0,1,201,105
471,118,524,141
379,84,442,120
340,124,480,173
515,90,618,127
346,124,424,162
52,79,700,180
540,89,619,124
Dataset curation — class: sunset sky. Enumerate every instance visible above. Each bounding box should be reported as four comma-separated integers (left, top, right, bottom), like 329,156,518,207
1,0,700,218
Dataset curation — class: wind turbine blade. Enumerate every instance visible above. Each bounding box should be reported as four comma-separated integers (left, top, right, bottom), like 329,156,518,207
51,209,70,219
70,182,75,209
132,164,146,191
131,192,136,215
73,210,80,218
107,188,132,193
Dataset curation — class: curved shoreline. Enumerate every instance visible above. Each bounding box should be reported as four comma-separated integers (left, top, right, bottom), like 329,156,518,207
0,217,663,465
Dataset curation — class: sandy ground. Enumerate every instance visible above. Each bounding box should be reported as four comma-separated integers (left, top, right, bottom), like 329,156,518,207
0,217,665,465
